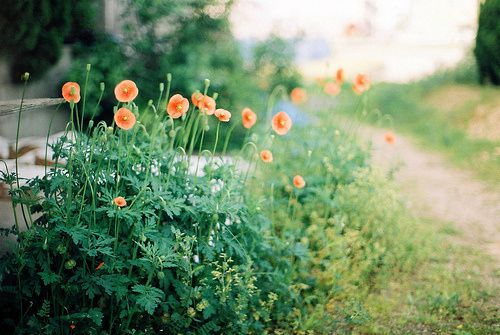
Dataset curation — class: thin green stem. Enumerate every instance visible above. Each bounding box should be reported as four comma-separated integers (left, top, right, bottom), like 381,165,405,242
14,74,30,230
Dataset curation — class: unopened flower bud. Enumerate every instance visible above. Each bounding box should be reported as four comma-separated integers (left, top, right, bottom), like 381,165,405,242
86,63,91,71
106,126,114,134
168,129,176,138
212,92,218,100
159,82,164,92
157,271,165,280
165,118,173,127
88,120,94,129
22,72,30,81
166,73,172,82
65,259,76,270
203,124,210,132
100,82,105,91
57,244,67,254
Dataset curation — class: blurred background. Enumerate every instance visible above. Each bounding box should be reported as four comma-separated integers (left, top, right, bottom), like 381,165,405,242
0,0,498,148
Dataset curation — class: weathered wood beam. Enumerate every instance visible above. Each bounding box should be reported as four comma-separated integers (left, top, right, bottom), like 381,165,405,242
0,98,64,117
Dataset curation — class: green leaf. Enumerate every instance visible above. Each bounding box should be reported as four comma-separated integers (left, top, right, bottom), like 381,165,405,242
38,270,61,285
132,284,165,315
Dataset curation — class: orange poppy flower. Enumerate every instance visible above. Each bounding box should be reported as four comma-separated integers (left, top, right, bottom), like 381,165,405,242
241,107,257,129
113,196,127,207
167,94,189,119
260,150,273,163
384,132,395,144
352,74,370,95
197,95,216,115
324,82,340,96
114,80,139,103
191,91,203,106
215,108,231,122
114,108,136,130
61,82,81,103
293,175,305,189
336,68,344,84
290,87,307,104
95,262,105,271
272,111,292,135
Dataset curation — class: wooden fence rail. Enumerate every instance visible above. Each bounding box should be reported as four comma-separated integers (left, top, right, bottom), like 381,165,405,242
0,98,64,117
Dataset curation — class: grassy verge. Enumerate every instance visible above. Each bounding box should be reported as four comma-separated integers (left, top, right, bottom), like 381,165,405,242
332,70,500,185
358,217,499,334
258,98,499,333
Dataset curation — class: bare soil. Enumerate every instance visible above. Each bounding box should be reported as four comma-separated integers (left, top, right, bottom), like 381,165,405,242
357,125,500,262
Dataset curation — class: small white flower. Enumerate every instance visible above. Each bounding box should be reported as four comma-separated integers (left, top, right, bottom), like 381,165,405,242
208,232,215,247
210,179,224,194
193,255,200,263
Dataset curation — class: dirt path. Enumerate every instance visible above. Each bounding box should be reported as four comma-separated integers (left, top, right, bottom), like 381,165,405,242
356,125,500,262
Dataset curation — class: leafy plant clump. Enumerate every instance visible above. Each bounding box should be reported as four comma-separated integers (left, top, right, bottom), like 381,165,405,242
0,76,303,334
1,69,423,334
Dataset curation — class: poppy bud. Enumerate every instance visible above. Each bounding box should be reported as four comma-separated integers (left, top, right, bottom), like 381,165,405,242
204,78,210,87
212,213,219,222
212,92,218,100
57,244,67,254
159,82,164,92
86,64,91,71
204,124,210,131
65,259,76,270
165,118,173,127
22,72,30,81
88,120,94,129
167,73,172,82
168,129,176,138
157,271,165,280
106,127,114,134
100,82,105,91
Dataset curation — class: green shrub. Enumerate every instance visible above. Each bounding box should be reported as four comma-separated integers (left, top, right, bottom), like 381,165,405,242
0,74,421,334
252,34,303,92
474,0,500,85
0,79,302,334
0,0,96,80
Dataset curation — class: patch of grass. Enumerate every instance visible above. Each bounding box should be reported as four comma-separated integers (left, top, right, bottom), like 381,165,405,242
355,218,499,334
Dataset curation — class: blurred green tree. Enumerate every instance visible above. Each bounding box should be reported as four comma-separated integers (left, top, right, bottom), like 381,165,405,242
0,0,96,81
474,0,500,85
252,34,302,93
